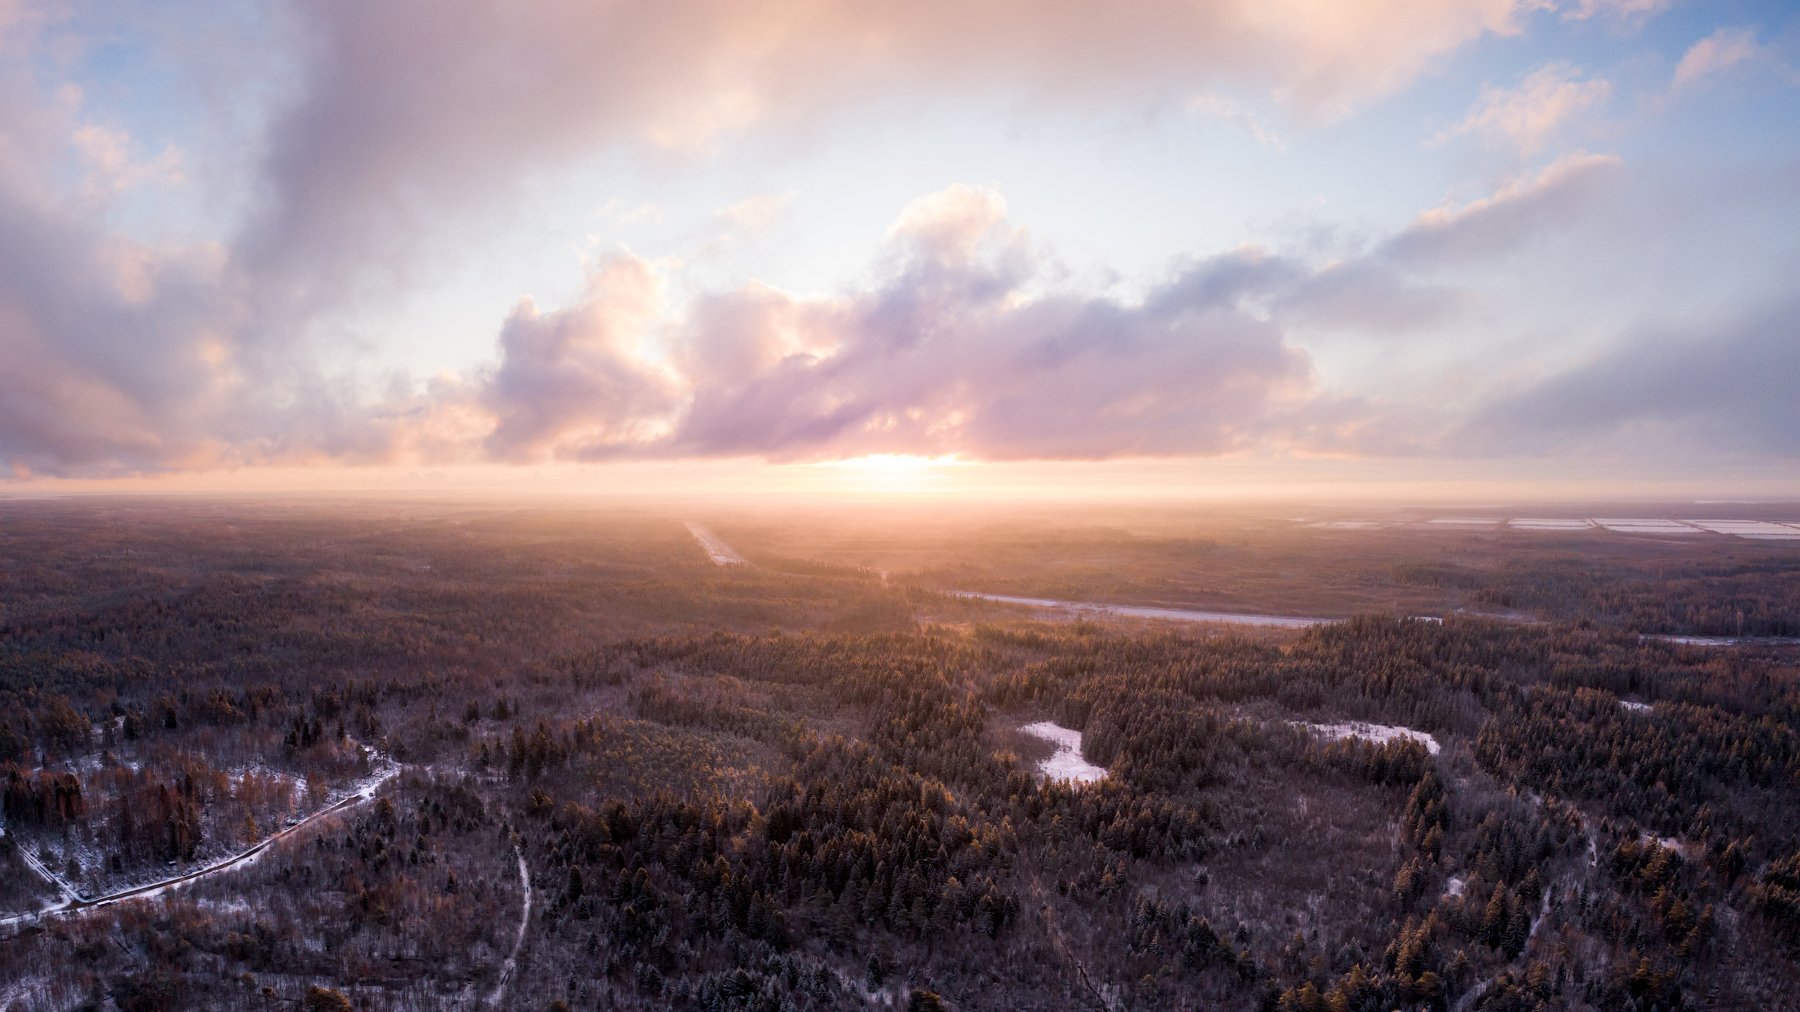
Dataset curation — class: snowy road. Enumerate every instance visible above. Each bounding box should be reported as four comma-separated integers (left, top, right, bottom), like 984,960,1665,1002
685,523,748,566
485,843,533,1008
0,753,399,932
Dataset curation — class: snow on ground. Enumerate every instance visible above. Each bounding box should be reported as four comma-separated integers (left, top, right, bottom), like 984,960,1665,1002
1018,722,1108,784
954,591,1327,629
1297,720,1441,756
1640,833,1693,858
1508,518,1592,531
1425,517,1501,527
684,523,748,566
1620,700,1652,713
1445,875,1465,899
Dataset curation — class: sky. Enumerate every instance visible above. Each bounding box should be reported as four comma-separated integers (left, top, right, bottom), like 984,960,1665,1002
0,0,1796,499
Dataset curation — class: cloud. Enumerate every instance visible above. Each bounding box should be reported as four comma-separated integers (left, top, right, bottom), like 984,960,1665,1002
1673,27,1764,90
478,254,682,461
0,0,1559,477
464,187,1323,462
1188,94,1285,148
234,0,1542,304
461,166,1637,465
1452,297,1800,459
1435,63,1611,155
1384,151,1623,265
3,1,1792,481
1560,0,1666,23
712,192,790,237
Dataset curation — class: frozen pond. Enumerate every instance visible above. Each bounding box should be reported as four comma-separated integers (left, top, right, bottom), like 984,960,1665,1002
1297,720,1440,756
1018,721,1108,784
955,592,1328,629
684,523,748,566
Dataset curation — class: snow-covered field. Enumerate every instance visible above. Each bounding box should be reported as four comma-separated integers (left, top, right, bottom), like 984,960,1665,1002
1507,518,1592,531
1593,518,1702,534
1683,519,1800,540
1018,722,1108,784
684,523,748,565
955,592,1327,629
1296,720,1441,756
1308,520,1396,530
1300,516,1800,540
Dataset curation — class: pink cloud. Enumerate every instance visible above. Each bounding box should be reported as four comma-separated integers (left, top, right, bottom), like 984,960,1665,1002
1673,27,1763,90
1435,63,1611,155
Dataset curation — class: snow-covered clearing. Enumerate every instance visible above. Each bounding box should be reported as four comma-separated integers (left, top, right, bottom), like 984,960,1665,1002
954,591,1327,629
1620,700,1652,713
1444,875,1465,899
1296,720,1441,756
684,523,747,566
1018,722,1108,784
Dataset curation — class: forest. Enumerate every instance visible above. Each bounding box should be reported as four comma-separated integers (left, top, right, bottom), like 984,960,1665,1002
0,497,1797,1010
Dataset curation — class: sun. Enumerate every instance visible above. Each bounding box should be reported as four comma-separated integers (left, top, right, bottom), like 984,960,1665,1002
812,454,963,496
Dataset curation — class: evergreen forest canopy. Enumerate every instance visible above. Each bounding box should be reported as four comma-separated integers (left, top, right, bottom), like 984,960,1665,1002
0,497,1797,1010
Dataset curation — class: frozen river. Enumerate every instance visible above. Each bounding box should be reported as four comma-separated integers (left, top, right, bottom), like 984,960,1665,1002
954,592,1328,629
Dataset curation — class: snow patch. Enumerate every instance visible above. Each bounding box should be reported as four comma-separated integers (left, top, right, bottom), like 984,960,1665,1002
1298,720,1441,756
1019,722,1108,784
1619,700,1652,713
